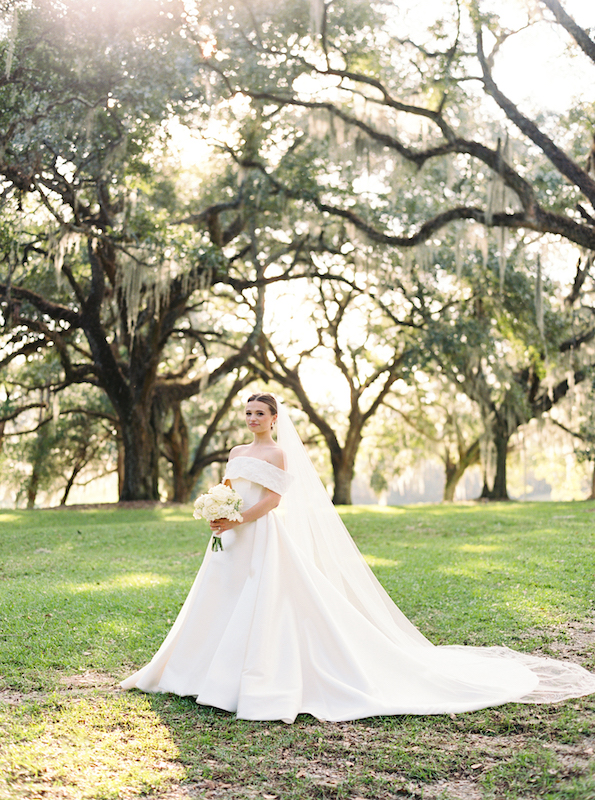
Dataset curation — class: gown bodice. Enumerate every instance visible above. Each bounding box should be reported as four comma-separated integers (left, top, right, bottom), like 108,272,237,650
224,456,293,500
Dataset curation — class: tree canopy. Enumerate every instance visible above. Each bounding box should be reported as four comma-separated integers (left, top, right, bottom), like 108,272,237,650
1,0,594,506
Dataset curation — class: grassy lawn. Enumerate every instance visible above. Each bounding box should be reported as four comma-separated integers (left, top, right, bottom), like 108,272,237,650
0,500,594,800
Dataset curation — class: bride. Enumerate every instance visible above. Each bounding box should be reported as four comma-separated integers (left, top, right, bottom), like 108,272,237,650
121,392,595,723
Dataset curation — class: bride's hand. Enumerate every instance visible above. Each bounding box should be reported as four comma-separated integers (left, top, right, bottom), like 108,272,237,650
209,518,241,533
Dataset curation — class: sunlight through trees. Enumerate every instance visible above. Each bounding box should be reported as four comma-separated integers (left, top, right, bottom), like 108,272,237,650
1,0,594,505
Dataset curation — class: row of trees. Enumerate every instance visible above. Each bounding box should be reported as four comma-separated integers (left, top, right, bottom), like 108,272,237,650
1,0,594,507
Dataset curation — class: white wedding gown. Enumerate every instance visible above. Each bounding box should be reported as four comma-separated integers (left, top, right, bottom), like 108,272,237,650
121,454,595,723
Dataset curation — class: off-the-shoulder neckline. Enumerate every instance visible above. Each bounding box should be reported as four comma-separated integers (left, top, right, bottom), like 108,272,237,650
227,455,286,473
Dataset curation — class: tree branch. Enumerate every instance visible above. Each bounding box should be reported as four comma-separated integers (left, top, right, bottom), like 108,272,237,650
540,0,595,64
476,28,595,207
0,284,82,326
0,402,47,424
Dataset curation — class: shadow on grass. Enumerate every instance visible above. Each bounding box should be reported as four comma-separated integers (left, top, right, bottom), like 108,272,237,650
1,503,594,800
141,688,595,800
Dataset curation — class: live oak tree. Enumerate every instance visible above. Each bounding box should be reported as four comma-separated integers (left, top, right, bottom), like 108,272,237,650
0,324,121,506
552,374,595,501
257,278,419,504
1,0,366,502
3,0,595,504
380,375,482,503
191,0,595,499
160,369,256,503
4,398,117,508
0,0,341,502
159,101,368,501
196,0,595,252
0,0,271,500
424,243,592,499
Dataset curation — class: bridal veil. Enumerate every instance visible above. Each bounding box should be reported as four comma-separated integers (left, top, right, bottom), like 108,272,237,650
274,398,595,705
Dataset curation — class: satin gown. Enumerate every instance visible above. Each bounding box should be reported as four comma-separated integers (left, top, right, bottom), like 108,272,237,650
120,456,595,723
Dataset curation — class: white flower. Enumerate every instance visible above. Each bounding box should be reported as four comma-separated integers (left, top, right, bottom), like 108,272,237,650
210,483,233,502
193,483,244,523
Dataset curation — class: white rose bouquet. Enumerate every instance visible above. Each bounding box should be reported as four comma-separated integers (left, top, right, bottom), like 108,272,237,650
193,482,244,551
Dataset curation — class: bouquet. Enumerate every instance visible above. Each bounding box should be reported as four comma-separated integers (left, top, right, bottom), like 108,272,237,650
193,482,244,551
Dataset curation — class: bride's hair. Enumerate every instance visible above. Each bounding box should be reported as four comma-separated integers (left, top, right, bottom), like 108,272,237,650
247,392,277,415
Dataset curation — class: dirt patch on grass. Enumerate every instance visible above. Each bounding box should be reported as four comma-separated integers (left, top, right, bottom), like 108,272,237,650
516,616,595,665
59,670,119,690
545,618,595,663
2,625,595,800
0,687,48,706
0,671,119,707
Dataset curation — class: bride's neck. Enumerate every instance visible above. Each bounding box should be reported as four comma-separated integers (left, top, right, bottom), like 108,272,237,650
252,431,275,446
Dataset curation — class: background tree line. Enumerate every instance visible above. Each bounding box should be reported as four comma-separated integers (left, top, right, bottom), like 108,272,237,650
0,0,594,508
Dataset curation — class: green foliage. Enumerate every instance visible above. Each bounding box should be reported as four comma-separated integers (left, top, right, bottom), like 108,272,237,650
2,0,595,507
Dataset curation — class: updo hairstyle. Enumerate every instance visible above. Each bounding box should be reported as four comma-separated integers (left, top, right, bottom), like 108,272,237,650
247,392,277,416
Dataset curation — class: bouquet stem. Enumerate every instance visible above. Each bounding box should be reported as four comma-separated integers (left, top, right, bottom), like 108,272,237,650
211,534,224,552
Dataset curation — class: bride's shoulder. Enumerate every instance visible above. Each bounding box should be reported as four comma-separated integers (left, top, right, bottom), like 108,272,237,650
228,444,286,470
229,444,250,459
267,447,286,471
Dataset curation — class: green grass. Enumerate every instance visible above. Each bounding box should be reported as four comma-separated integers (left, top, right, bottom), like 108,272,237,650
0,501,594,799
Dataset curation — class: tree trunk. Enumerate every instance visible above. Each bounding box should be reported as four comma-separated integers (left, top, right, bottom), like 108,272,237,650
26,422,48,508
443,466,460,502
176,476,195,504
332,461,354,505
26,444,44,508
61,456,86,505
170,471,193,504
443,438,481,502
60,466,79,505
479,425,510,501
26,469,40,509
330,427,362,505
119,404,161,501
161,376,250,503
588,462,595,501
490,429,510,500
117,437,125,498
163,402,190,502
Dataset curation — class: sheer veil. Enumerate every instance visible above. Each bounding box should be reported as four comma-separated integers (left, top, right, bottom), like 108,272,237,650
275,397,431,646
274,397,595,704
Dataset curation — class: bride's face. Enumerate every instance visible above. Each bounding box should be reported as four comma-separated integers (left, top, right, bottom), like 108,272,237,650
245,400,276,432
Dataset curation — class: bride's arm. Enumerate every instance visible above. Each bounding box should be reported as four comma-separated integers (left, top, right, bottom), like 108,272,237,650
209,489,281,533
